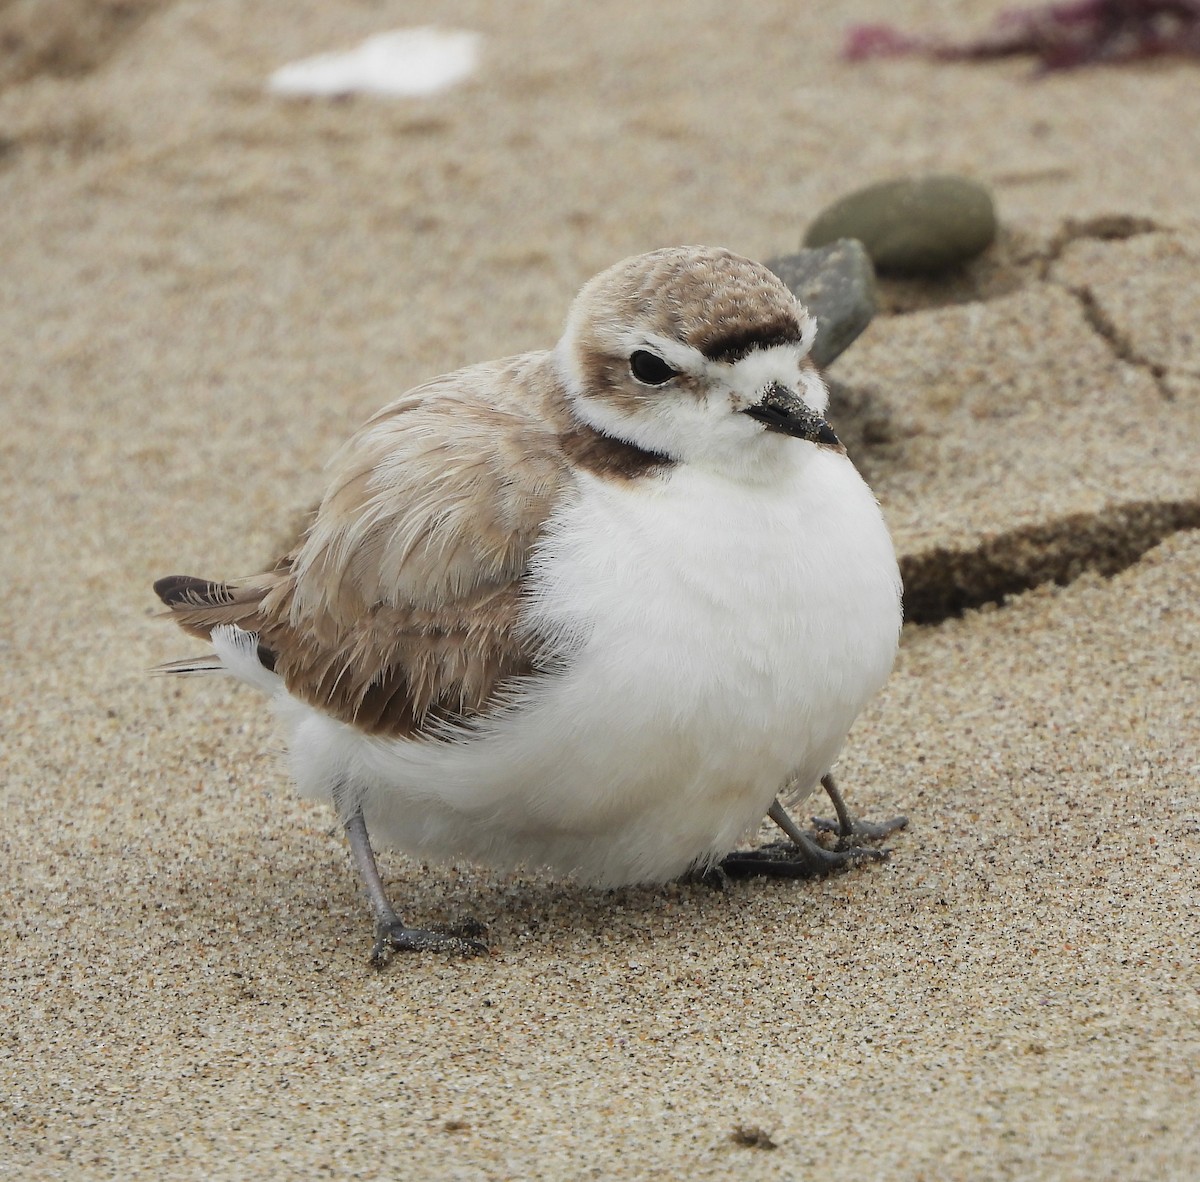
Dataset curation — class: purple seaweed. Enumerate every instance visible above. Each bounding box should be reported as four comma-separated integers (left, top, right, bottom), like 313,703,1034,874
845,0,1200,71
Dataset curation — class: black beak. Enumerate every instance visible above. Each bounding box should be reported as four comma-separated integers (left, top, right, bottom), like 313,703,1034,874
742,383,841,447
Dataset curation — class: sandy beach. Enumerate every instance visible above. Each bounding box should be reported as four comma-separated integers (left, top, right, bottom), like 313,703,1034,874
3,1,1198,1178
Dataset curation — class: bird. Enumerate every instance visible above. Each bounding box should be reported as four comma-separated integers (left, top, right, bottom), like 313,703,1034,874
154,245,905,964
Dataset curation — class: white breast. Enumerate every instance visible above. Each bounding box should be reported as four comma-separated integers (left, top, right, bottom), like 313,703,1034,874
278,446,901,886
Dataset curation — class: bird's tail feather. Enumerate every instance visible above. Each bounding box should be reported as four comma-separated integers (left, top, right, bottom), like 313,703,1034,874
153,654,226,676
152,573,285,695
152,572,279,639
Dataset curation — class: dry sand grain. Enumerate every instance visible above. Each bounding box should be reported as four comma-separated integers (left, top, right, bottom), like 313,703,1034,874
2,2,1198,1179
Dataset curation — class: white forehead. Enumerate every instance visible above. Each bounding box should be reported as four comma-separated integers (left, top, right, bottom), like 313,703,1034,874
721,341,814,392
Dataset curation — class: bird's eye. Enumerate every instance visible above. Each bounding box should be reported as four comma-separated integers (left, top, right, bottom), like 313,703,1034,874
629,350,680,386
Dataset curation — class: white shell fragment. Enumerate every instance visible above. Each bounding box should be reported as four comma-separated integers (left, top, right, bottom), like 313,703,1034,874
267,27,480,98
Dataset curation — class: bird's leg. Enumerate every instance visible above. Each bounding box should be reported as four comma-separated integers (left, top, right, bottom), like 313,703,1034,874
719,798,890,879
336,793,488,966
811,772,908,842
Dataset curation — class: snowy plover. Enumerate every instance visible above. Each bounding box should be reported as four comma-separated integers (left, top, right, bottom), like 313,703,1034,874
155,246,905,963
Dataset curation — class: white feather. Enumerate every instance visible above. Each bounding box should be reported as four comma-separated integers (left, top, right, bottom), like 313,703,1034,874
210,625,284,697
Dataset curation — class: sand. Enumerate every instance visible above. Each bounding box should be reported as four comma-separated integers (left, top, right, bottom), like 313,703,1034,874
2,1,1198,1178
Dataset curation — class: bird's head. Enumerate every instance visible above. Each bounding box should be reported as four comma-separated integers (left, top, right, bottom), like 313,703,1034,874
554,246,840,478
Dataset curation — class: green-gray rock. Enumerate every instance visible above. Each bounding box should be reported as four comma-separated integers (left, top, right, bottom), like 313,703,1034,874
804,175,997,275
767,239,877,368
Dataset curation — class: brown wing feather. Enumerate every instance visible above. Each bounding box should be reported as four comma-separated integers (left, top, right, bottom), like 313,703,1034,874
254,577,534,735
156,352,574,738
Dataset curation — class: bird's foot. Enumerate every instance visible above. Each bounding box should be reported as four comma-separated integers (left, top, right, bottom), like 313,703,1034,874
370,918,490,968
720,833,889,880
811,812,909,843
682,863,734,892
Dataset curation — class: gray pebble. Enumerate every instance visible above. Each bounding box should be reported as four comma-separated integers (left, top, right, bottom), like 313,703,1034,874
767,239,877,368
804,175,997,275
